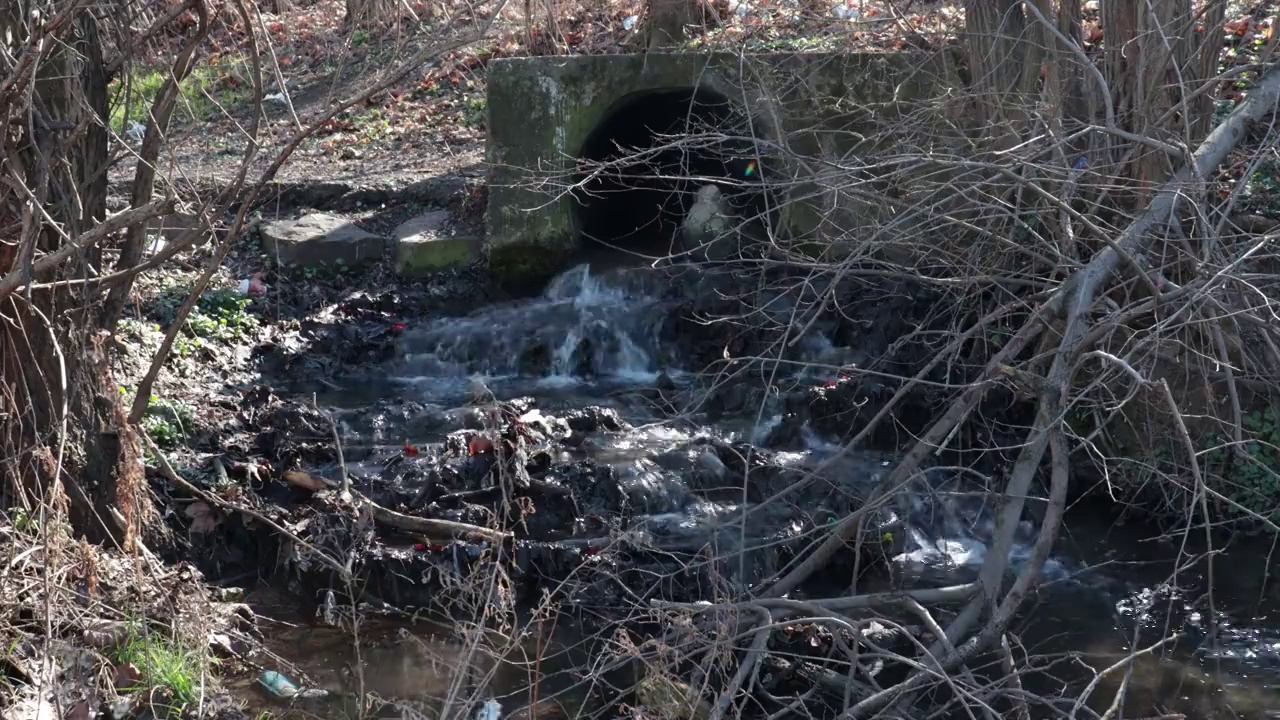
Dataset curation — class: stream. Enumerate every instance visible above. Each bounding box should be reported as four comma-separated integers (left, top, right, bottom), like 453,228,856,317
245,263,1280,720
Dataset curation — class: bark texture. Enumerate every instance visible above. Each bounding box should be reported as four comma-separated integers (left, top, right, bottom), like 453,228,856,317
0,6,149,548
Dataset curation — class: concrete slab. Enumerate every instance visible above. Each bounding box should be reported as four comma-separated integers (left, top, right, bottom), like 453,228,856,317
261,213,386,267
393,210,476,274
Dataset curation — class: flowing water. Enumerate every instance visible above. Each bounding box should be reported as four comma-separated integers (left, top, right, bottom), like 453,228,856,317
252,264,1280,719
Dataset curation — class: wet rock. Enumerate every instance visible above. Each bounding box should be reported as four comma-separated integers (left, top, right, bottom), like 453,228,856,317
618,463,691,513
444,406,489,430
807,377,919,448
703,382,755,420
460,448,498,489
519,479,578,536
336,289,405,317
513,541,585,590
656,444,733,495
696,449,727,479
260,213,386,267
525,449,555,475
516,408,569,441
424,501,493,529
341,399,449,443
761,413,807,450
567,337,595,377
655,372,677,392
381,459,444,509
253,401,340,467
557,462,630,518
563,406,628,434
516,342,552,376
687,438,810,503
393,209,477,275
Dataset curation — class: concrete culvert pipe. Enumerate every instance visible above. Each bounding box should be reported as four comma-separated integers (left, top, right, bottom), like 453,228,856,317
571,86,778,263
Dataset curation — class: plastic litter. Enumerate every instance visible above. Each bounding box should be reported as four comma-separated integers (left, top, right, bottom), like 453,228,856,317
258,670,299,698
476,699,502,720
238,272,268,296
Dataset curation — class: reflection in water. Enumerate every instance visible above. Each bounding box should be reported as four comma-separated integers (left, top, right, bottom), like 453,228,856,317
1014,502,1280,719
234,607,604,719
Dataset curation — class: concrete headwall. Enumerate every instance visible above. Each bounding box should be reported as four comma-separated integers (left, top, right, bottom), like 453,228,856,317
485,52,958,288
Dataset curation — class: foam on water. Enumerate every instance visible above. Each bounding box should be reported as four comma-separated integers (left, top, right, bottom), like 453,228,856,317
390,264,1080,600
394,265,667,400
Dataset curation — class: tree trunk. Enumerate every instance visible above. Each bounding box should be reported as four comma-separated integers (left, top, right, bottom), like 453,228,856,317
640,0,697,52
964,0,1031,150
1103,0,1195,200
0,5,150,549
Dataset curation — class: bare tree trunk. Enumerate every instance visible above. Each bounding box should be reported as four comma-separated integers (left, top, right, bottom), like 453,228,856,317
1103,0,1195,201
964,0,1031,149
961,0,1216,206
0,6,150,549
1190,0,1228,139
637,0,696,52
1054,0,1088,121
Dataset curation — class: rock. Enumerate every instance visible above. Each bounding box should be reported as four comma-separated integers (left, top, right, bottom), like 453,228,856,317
563,406,628,434
260,213,386,267
393,210,476,274
696,449,727,479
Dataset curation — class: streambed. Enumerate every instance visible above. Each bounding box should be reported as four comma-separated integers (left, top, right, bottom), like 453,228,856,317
223,264,1280,720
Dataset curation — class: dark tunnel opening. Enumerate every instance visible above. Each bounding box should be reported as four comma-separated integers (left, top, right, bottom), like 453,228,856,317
571,87,778,262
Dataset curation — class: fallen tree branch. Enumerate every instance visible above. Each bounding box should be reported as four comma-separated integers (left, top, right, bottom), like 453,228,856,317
660,583,979,613
0,197,176,298
840,58,1280,720
273,468,509,544
707,605,771,720
364,498,511,544
141,431,352,580
762,316,1045,598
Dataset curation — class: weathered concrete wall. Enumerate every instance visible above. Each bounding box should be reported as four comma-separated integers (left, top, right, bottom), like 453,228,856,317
485,52,958,288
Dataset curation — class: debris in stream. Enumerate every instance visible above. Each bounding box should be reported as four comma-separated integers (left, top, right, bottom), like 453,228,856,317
165,372,919,633
257,670,329,700
475,699,502,720
256,670,299,698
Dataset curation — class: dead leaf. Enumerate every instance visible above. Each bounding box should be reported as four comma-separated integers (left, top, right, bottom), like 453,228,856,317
1226,18,1250,36
468,436,494,456
185,501,220,534
83,619,129,649
114,662,142,690
208,632,236,658
282,470,330,491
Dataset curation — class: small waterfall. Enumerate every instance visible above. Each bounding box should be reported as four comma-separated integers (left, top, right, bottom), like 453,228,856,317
395,265,667,398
